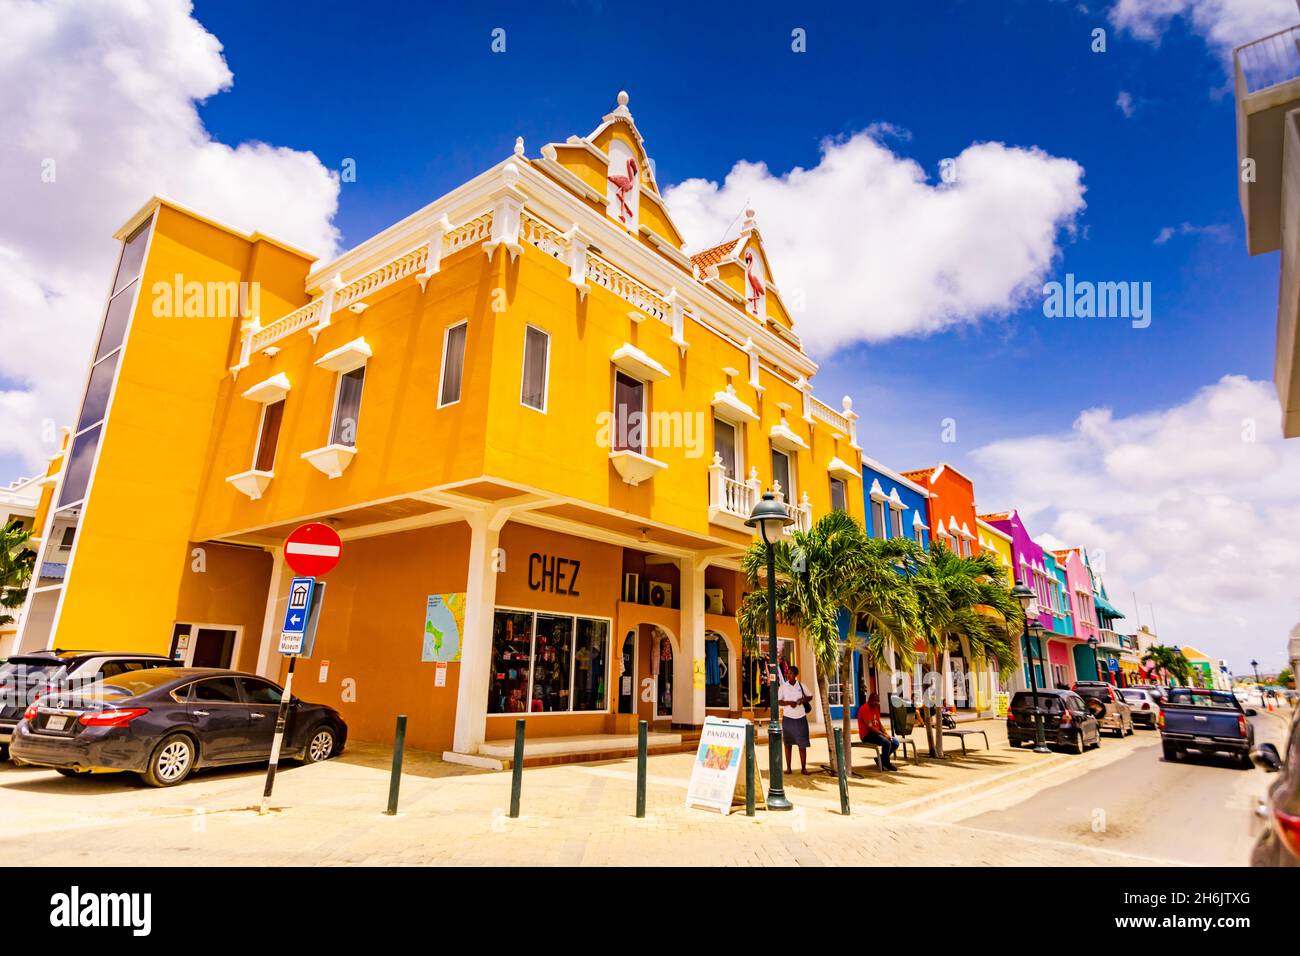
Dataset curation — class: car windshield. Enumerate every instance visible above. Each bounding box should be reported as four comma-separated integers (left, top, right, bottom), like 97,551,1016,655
1120,690,1145,701
0,660,66,684
1011,694,1060,711
1166,689,1238,709
55,668,185,704
1075,686,1110,700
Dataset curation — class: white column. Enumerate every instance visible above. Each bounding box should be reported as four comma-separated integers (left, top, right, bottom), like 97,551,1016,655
943,648,954,706
676,556,707,727
453,512,502,754
255,546,286,679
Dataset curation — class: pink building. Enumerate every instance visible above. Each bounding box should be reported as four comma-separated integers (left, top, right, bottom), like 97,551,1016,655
1051,548,1102,683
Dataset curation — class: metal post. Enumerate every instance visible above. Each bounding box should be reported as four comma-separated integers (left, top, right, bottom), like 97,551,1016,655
508,718,525,818
635,719,647,819
833,726,849,815
259,655,296,814
744,722,756,817
385,714,407,815
1025,626,1050,753
765,540,791,810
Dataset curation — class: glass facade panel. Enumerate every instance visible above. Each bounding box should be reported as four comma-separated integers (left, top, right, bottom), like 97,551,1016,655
76,351,120,433
58,424,101,508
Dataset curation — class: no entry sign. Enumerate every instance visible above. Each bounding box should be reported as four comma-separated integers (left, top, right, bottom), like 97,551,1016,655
284,522,342,577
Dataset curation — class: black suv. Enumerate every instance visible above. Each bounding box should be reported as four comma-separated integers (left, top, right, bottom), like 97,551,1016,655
0,650,172,758
1006,688,1101,754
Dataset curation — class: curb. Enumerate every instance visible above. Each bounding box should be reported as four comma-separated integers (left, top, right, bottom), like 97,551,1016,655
872,749,1073,818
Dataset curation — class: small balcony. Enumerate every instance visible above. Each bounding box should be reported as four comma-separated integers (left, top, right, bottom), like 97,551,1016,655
1235,25,1300,255
707,456,812,536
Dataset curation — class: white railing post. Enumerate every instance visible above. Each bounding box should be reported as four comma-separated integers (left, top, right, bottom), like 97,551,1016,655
310,273,344,342
563,223,589,297
709,452,726,512
483,162,526,262
666,287,688,354
417,215,453,291
842,395,860,449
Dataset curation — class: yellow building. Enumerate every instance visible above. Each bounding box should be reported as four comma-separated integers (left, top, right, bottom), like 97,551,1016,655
19,92,866,762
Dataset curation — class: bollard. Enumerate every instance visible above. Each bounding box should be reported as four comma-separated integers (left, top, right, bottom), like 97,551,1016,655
636,720,647,818
834,726,850,816
744,722,756,817
384,714,407,815
509,718,525,818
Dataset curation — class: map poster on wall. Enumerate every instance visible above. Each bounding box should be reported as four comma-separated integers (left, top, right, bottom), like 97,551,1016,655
421,593,466,663
686,716,750,815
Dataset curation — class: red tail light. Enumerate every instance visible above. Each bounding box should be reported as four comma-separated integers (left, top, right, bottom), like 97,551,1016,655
22,703,38,720
1274,807,1300,859
78,708,149,727
1060,709,1073,727
1157,711,1165,729
1238,714,1248,737
1141,703,1151,710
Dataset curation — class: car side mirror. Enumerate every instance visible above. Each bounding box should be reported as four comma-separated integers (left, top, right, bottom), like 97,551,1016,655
1244,708,1257,717
1250,743,1282,773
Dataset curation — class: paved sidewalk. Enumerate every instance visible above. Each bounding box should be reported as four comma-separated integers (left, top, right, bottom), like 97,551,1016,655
0,716,1174,866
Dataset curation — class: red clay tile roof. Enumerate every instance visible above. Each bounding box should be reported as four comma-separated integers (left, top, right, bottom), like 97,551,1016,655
899,468,933,483
689,239,739,274
977,511,1011,522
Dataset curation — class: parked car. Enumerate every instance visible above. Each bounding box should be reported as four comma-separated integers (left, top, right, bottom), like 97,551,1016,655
1120,687,1161,728
1158,687,1255,768
1006,689,1101,754
10,667,346,786
0,650,173,759
1073,681,1135,737
1250,701,1300,866
1129,684,1167,704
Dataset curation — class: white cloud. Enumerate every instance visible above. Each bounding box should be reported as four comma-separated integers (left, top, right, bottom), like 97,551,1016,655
664,130,1086,354
1116,90,1136,117
0,0,339,473
1153,221,1231,244
969,375,1300,671
1109,0,1297,61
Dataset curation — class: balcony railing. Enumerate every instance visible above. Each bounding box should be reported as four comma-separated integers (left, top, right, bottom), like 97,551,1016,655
708,456,812,535
1237,25,1300,95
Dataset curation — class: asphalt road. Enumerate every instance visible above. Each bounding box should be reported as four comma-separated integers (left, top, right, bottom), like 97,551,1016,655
951,712,1289,866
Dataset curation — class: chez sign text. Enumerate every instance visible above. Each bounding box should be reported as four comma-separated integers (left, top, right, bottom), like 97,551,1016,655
527,552,582,596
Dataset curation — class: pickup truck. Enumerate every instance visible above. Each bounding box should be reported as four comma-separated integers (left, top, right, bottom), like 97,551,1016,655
1158,687,1256,768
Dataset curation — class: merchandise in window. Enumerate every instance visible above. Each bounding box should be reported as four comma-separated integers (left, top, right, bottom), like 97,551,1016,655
487,609,610,714
530,613,574,712
489,611,534,714
572,618,609,711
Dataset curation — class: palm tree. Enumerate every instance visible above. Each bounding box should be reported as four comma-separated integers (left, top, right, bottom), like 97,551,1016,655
738,510,867,773
0,521,36,627
1142,644,1189,687
903,542,1022,759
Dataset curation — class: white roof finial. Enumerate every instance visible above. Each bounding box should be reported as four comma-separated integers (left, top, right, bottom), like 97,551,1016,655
617,90,629,108
513,136,525,157
743,207,757,231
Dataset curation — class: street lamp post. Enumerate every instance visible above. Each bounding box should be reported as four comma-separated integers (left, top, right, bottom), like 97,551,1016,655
746,490,795,811
1251,658,1262,701
1012,583,1051,754
1087,634,1101,683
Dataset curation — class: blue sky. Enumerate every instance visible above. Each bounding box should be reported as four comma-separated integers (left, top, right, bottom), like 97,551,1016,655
186,0,1276,463
4,0,1297,669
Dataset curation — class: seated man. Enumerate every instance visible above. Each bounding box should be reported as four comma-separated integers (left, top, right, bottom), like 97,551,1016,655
857,692,902,771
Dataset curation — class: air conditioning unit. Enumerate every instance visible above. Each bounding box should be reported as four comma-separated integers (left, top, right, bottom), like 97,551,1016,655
622,573,640,603
648,581,673,607
705,589,725,615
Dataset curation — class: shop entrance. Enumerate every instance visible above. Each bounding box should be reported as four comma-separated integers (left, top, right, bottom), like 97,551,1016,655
169,623,238,668
617,630,636,714
636,624,674,724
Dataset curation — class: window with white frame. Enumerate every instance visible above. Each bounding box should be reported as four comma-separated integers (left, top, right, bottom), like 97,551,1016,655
521,325,549,411
253,399,285,472
329,367,365,447
615,372,645,454
870,498,887,539
771,447,795,501
829,476,847,514
714,417,740,480
890,507,904,539
438,321,468,407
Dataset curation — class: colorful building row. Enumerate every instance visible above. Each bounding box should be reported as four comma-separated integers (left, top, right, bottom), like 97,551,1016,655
11,91,1137,761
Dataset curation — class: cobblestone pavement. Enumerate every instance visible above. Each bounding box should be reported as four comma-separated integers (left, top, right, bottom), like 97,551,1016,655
0,717,1204,866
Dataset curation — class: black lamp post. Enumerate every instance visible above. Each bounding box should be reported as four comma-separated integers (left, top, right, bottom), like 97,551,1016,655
747,490,795,811
1012,583,1051,753
1251,659,1262,699
1087,634,1101,682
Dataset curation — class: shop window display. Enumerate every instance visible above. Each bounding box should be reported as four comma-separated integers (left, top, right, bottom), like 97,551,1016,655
740,637,794,708
489,609,610,714
704,631,729,709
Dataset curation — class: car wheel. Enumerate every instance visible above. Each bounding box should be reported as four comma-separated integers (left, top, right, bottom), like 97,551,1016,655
55,768,90,778
302,724,337,764
1073,732,1085,755
143,733,195,787
1162,741,1178,762
1125,719,1134,736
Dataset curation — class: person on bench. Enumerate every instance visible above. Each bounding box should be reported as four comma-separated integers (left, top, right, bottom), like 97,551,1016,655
857,692,901,771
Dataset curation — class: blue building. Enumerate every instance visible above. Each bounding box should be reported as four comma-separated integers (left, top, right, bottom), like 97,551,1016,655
828,456,931,722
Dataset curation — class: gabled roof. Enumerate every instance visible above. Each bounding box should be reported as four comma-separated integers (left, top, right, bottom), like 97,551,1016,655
978,511,1012,523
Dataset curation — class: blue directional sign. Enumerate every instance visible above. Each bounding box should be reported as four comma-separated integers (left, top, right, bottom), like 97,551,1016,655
282,576,315,636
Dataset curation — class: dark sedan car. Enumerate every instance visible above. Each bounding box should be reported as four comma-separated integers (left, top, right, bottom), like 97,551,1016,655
1006,689,1101,754
10,667,346,786
1250,702,1300,867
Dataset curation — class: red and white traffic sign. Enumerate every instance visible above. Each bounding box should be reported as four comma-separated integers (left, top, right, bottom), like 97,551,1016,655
284,522,342,577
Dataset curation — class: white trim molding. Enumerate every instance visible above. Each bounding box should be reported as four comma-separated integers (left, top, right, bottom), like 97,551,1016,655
315,337,372,374
610,343,669,382
241,373,291,404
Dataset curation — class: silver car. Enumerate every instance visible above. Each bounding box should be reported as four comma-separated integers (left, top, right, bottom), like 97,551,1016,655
1073,681,1135,737
1120,687,1161,728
